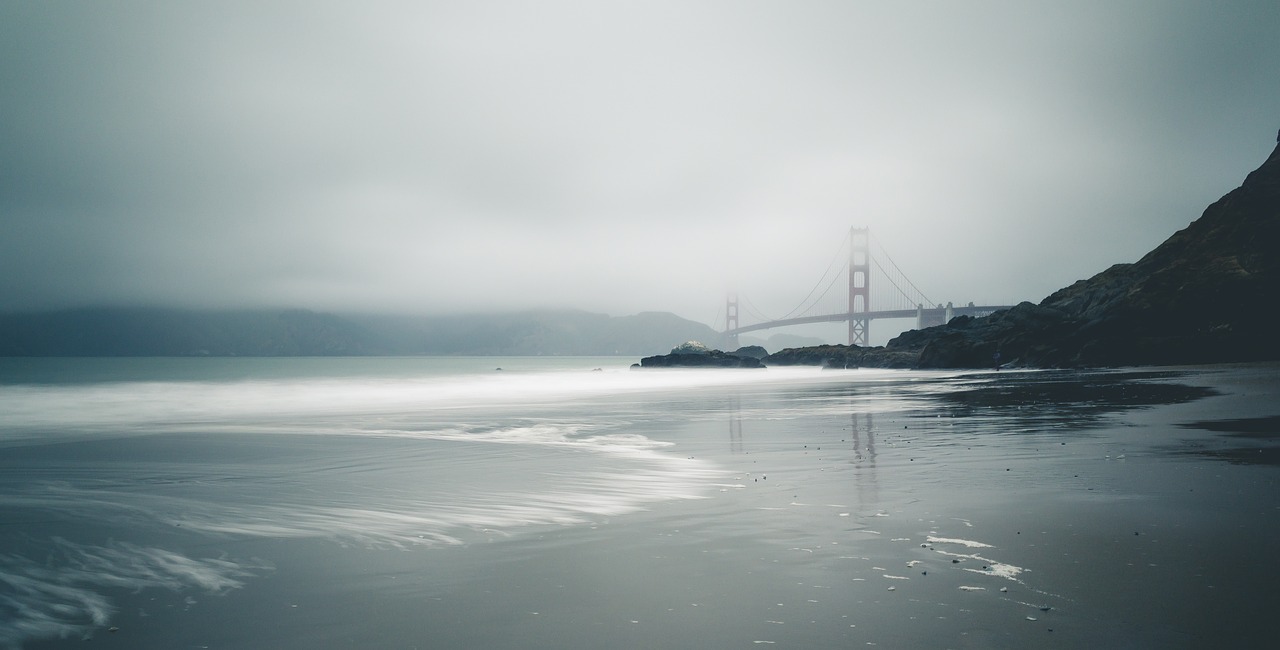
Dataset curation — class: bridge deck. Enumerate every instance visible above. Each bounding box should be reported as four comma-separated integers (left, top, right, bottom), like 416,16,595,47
726,305,1013,336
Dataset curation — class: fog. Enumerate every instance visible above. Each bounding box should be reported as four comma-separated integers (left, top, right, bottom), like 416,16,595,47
2,1,1277,335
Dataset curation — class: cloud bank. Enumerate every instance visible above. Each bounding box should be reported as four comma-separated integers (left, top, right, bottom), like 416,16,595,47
2,1,1277,331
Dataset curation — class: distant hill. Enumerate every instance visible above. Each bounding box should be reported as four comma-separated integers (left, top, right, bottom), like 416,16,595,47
0,308,727,357
351,310,728,356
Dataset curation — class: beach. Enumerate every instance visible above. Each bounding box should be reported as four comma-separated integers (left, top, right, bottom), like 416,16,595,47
2,359,1277,648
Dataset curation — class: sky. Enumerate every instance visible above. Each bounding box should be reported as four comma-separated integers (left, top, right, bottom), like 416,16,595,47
2,1,1278,340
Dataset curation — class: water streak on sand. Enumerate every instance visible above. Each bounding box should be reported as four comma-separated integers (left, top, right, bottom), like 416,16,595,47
925,536,993,548
926,537,1025,581
0,367,744,647
0,538,269,647
0,366,894,443
14,425,727,549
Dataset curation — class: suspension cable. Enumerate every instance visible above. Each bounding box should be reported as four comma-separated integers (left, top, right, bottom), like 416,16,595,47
772,234,849,321
812,262,848,313
870,235,933,307
739,294,776,324
871,257,919,311
738,229,941,324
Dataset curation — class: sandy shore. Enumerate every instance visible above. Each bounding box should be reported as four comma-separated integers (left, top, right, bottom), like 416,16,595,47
5,362,1278,649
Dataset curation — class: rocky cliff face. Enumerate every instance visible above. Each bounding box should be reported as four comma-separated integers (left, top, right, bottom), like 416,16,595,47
892,139,1280,368
763,344,919,369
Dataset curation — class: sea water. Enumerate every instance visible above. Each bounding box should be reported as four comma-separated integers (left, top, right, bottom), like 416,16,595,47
1,358,1277,648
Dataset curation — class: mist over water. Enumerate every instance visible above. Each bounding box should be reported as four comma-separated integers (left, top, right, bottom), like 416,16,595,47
1,358,1276,648
0,358,844,438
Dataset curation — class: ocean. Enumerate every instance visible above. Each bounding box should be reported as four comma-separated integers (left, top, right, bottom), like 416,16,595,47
1,357,1277,649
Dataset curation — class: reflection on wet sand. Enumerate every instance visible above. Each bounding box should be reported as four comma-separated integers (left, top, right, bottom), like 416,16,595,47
848,410,878,512
728,393,743,454
936,369,1218,433
849,411,876,466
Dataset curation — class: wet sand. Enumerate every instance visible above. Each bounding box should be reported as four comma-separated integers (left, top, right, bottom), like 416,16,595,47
4,362,1278,649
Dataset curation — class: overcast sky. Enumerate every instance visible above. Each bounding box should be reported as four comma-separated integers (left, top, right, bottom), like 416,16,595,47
3,1,1278,335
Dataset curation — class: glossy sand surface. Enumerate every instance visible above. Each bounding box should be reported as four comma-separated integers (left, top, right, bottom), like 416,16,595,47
2,359,1276,648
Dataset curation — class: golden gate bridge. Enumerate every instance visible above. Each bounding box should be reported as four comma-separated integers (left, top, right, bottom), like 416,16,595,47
724,227,1012,347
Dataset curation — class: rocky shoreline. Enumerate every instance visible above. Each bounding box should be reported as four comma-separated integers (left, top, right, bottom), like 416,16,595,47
895,138,1279,368
643,136,1279,370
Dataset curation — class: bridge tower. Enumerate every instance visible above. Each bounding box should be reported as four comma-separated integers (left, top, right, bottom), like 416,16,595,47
725,292,740,350
848,227,870,346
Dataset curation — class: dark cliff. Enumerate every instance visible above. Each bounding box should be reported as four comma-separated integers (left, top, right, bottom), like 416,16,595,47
1038,140,1280,365
763,344,919,368
892,139,1280,368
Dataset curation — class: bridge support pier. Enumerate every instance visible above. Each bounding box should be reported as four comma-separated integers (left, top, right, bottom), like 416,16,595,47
917,303,947,329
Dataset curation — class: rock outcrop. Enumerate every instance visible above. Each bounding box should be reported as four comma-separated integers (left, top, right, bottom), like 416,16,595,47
636,341,764,368
764,344,919,369
731,345,770,360
886,138,1280,368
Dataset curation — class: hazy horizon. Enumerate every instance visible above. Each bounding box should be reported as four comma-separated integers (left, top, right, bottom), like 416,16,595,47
3,1,1278,341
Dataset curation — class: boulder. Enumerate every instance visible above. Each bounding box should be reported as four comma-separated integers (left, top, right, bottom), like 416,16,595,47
638,348,763,368
670,340,712,355
731,345,769,360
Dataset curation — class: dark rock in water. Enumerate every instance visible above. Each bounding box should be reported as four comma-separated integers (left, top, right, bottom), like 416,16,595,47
881,136,1280,368
639,349,763,368
638,340,764,368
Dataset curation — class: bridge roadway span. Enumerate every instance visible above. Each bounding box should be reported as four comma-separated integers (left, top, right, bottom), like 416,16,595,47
726,304,1014,337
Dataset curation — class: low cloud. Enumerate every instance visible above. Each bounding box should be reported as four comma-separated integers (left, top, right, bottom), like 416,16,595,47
2,1,1277,329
